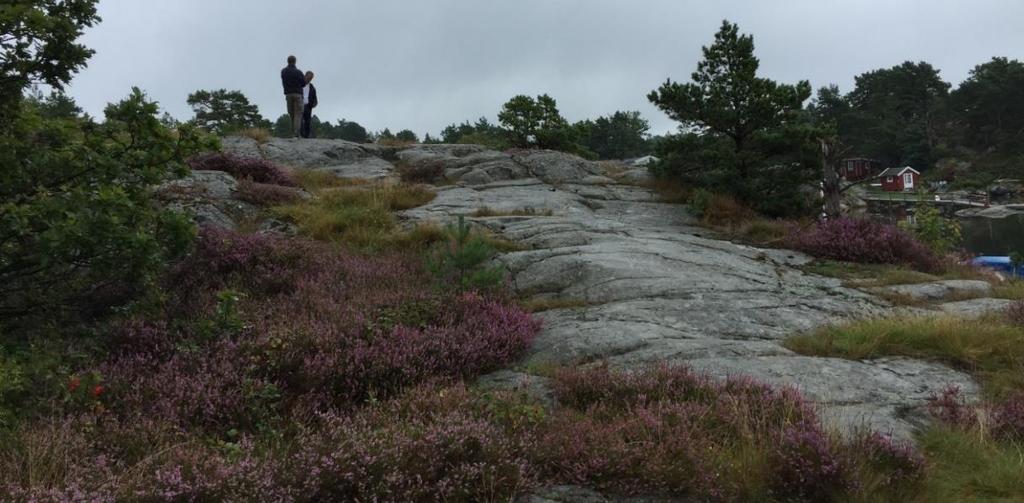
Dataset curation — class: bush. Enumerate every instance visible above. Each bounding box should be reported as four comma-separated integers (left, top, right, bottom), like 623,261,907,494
234,180,304,206
532,364,923,500
687,188,713,217
105,228,539,430
288,384,534,501
930,386,1024,442
787,218,942,273
187,153,296,186
900,202,962,254
397,160,446,184
0,88,214,329
1007,300,1024,326
428,216,506,290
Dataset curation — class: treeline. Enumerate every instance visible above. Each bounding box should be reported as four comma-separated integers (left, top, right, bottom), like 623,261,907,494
808,57,1024,187
647,21,1024,217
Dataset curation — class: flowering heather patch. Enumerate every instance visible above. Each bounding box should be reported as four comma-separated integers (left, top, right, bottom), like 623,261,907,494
787,218,942,273
187,152,296,186
531,364,923,500
102,227,539,432
931,386,1024,441
287,384,534,501
234,179,304,206
770,423,851,500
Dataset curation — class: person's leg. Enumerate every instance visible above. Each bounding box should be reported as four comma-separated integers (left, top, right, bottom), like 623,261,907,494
285,96,295,136
287,94,303,137
301,104,312,138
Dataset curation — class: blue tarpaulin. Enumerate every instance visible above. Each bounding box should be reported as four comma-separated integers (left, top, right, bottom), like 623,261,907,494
971,256,1024,278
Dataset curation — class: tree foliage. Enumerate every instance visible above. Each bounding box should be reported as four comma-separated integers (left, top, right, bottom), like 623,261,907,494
498,94,581,152
395,129,419,143
575,110,651,160
949,57,1024,153
844,62,950,168
441,117,508,149
648,20,816,216
0,0,99,121
0,89,217,329
186,89,268,135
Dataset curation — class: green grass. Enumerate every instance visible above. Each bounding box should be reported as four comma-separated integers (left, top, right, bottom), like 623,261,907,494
291,168,369,190
992,280,1024,300
784,315,1024,399
919,428,1024,502
273,182,440,251
803,260,993,288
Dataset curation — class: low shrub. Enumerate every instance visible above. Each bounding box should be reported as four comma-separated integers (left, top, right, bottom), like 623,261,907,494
288,384,534,501
1007,300,1024,326
994,281,1024,301
787,218,942,273
701,193,757,227
397,160,446,184
111,228,539,430
428,216,506,291
687,188,713,217
900,201,962,254
187,153,296,186
930,386,1024,442
532,364,924,501
234,180,304,206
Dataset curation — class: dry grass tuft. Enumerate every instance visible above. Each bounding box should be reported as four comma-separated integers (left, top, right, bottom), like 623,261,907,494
273,182,437,251
236,128,271,144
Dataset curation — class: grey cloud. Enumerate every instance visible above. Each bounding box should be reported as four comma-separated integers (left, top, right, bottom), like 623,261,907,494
69,0,1024,136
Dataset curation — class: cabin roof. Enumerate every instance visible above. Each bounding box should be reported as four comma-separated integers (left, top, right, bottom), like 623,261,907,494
878,166,920,177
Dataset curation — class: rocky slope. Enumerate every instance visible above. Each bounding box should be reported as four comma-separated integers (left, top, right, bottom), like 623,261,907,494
222,137,979,441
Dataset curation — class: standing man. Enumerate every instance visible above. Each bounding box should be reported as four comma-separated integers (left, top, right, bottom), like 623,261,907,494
280,55,306,138
300,71,318,138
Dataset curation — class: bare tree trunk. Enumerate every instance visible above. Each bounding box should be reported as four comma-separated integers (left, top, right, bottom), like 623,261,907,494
821,139,842,219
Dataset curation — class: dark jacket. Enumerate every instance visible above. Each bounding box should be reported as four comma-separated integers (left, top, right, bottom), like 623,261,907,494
306,83,318,108
281,64,305,95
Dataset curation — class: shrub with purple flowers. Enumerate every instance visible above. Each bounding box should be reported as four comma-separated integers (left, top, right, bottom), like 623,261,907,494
770,423,851,501
931,386,1024,441
95,227,539,434
187,152,296,186
234,179,305,206
787,217,942,273
527,364,922,500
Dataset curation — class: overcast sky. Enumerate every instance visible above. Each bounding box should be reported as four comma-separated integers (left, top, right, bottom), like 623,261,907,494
67,0,1024,136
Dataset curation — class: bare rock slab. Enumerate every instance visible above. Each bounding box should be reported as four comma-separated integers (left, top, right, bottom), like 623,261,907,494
876,280,992,301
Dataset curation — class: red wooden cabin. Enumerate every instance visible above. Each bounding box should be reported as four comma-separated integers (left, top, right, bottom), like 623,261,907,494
878,167,920,192
839,158,882,181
